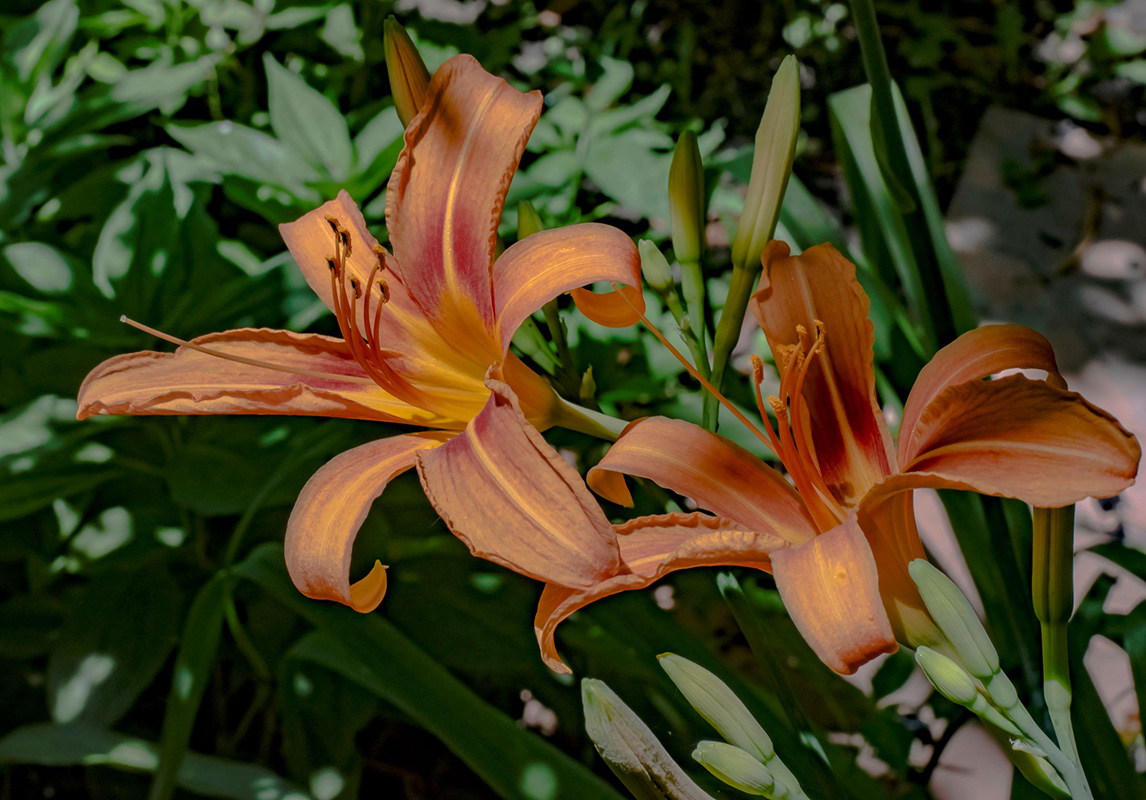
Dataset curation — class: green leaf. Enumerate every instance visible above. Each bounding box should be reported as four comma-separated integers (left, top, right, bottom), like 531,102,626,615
871,649,916,699
0,594,65,659
586,57,635,112
1122,602,1146,763
264,54,353,183
0,723,313,800
0,467,118,522
47,567,182,726
1089,541,1146,581
234,543,625,800
149,574,228,800
2,0,79,85
166,121,321,195
3,241,79,293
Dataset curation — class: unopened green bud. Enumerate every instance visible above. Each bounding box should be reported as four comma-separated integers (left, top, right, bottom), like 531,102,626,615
916,647,977,705
582,679,716,800
384,17,431,128
658,654,773,762
517,200,544,240
639,240,674,293
579,366,596,406
730,56,800,271
692,741,773,796
669,130,705,264
909,559,999,680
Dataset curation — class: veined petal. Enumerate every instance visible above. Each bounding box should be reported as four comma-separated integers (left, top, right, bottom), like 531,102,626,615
536,513,790,673
751,241,895,506
387,54,542,328
899,324,1062,464
898,374,1140,506
570,284,646,328
415,372,622,588
770,516,897,675
493,223,641,350
285,432,451,612
76,328,453,427
587,417,816,544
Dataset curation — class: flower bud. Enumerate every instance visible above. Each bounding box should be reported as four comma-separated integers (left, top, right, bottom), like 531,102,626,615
383,17,431,128
658,654,773,762
909,559,998,680
692,741,774,796
730,56,800,272
639,240,675,293
517,200,544,240
581,679,716,800
916,646,977,706
669,130,705,265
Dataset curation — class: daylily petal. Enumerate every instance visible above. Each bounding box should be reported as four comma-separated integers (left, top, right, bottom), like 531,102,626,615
899,324,1062,464
536,513,790,673
751,241,895,505
492,223,642,350
898,374,1140,506
415,372,622,588
587,417,816,544
285,431,451,612
570,284,646,328
76,328,452,427
770,516,897,675
387,54,542,328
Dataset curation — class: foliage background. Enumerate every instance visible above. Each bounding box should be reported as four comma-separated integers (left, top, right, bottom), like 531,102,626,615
2,0,1146,798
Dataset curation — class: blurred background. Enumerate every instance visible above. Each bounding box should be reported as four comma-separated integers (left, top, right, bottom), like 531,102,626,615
2,0,1145,798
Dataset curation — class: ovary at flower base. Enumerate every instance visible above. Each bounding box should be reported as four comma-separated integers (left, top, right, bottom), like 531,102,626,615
583,240,1139,674
75,54,643,614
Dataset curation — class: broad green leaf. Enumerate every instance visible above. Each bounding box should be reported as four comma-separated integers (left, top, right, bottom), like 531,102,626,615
3,241,78,293
109,56,218,116
149,574,228,800
264,55,353,183
320,5,363,62
166,121,321,195
586,57,635,112
0,467,118,522
0,723,313,800
47,568,181,726
3,0,79,85
234,543,625,800
1089,541,1146,580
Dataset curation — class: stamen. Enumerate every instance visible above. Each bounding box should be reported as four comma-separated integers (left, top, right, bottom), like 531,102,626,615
609,282,777,453
119,316,374,385
748,355,784,458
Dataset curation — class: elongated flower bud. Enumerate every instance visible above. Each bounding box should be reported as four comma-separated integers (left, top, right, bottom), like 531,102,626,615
383,17,431,128
639,240,675,293
909,559,998,680
692,741,773,796
658,654,773,761
582,679,716,800
916,647,977,705
669,130,705,265
517,200,544,240
730,56,800,271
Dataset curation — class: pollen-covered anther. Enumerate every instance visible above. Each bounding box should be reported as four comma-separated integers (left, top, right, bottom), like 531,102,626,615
349,278,362,299
769,396,787,419
750,353,765,385
378,280,391,304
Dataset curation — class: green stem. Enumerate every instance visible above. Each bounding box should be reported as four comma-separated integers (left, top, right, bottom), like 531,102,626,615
658,285,710,380
678,257,710,366
553,397,627,441
702,263,759,430
542,300,579,391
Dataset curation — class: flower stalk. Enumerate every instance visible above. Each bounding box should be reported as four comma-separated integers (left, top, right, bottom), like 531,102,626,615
668,130,710,371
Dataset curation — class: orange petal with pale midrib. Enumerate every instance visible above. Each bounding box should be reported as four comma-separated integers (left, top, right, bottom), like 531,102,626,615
285,431,452,612
587,416,816,544
751,241,895,506
75,327,454,427
770,516,897,675
535,513,790,673
415,372,621,589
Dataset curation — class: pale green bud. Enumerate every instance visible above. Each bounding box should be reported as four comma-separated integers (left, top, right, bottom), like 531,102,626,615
669,130,705,264
517,200,544,240
908,559,999,680
579,366,597,406
658,654,773,762
692,741,773,796
639,240,675,293
581,679,716,800
916,647,977,705
730,56,800,271
384,17,431,128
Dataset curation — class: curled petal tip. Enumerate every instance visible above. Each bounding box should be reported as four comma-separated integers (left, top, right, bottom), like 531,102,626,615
348,560,388,613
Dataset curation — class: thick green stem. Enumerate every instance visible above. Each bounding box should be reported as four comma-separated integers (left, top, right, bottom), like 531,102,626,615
678,257,710,366
702,264,759,430
553,397,627,441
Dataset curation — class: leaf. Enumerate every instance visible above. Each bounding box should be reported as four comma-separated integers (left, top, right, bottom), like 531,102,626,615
166,121,320,194
3,241,80,294
47,567,182,726
234,543,626,800
149,574,228,800
870,649,916,699
2,0,79,85
1122,601,1146,761
0,467,118,522
586,57,635,112
1089,542,1146,581
0,723,313,800
320,4,363,62
264,54,353,183
109,56,218,116
0,594,65,659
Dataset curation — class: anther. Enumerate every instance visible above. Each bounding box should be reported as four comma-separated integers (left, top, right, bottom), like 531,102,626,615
349,278,361,299
750,354,765,385
326,257,338,274
324,214,340,232
378,280,390,304
769,396,787,419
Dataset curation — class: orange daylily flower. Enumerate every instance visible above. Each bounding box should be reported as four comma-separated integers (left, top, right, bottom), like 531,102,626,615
580,241,1140,673
76,55,643,611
